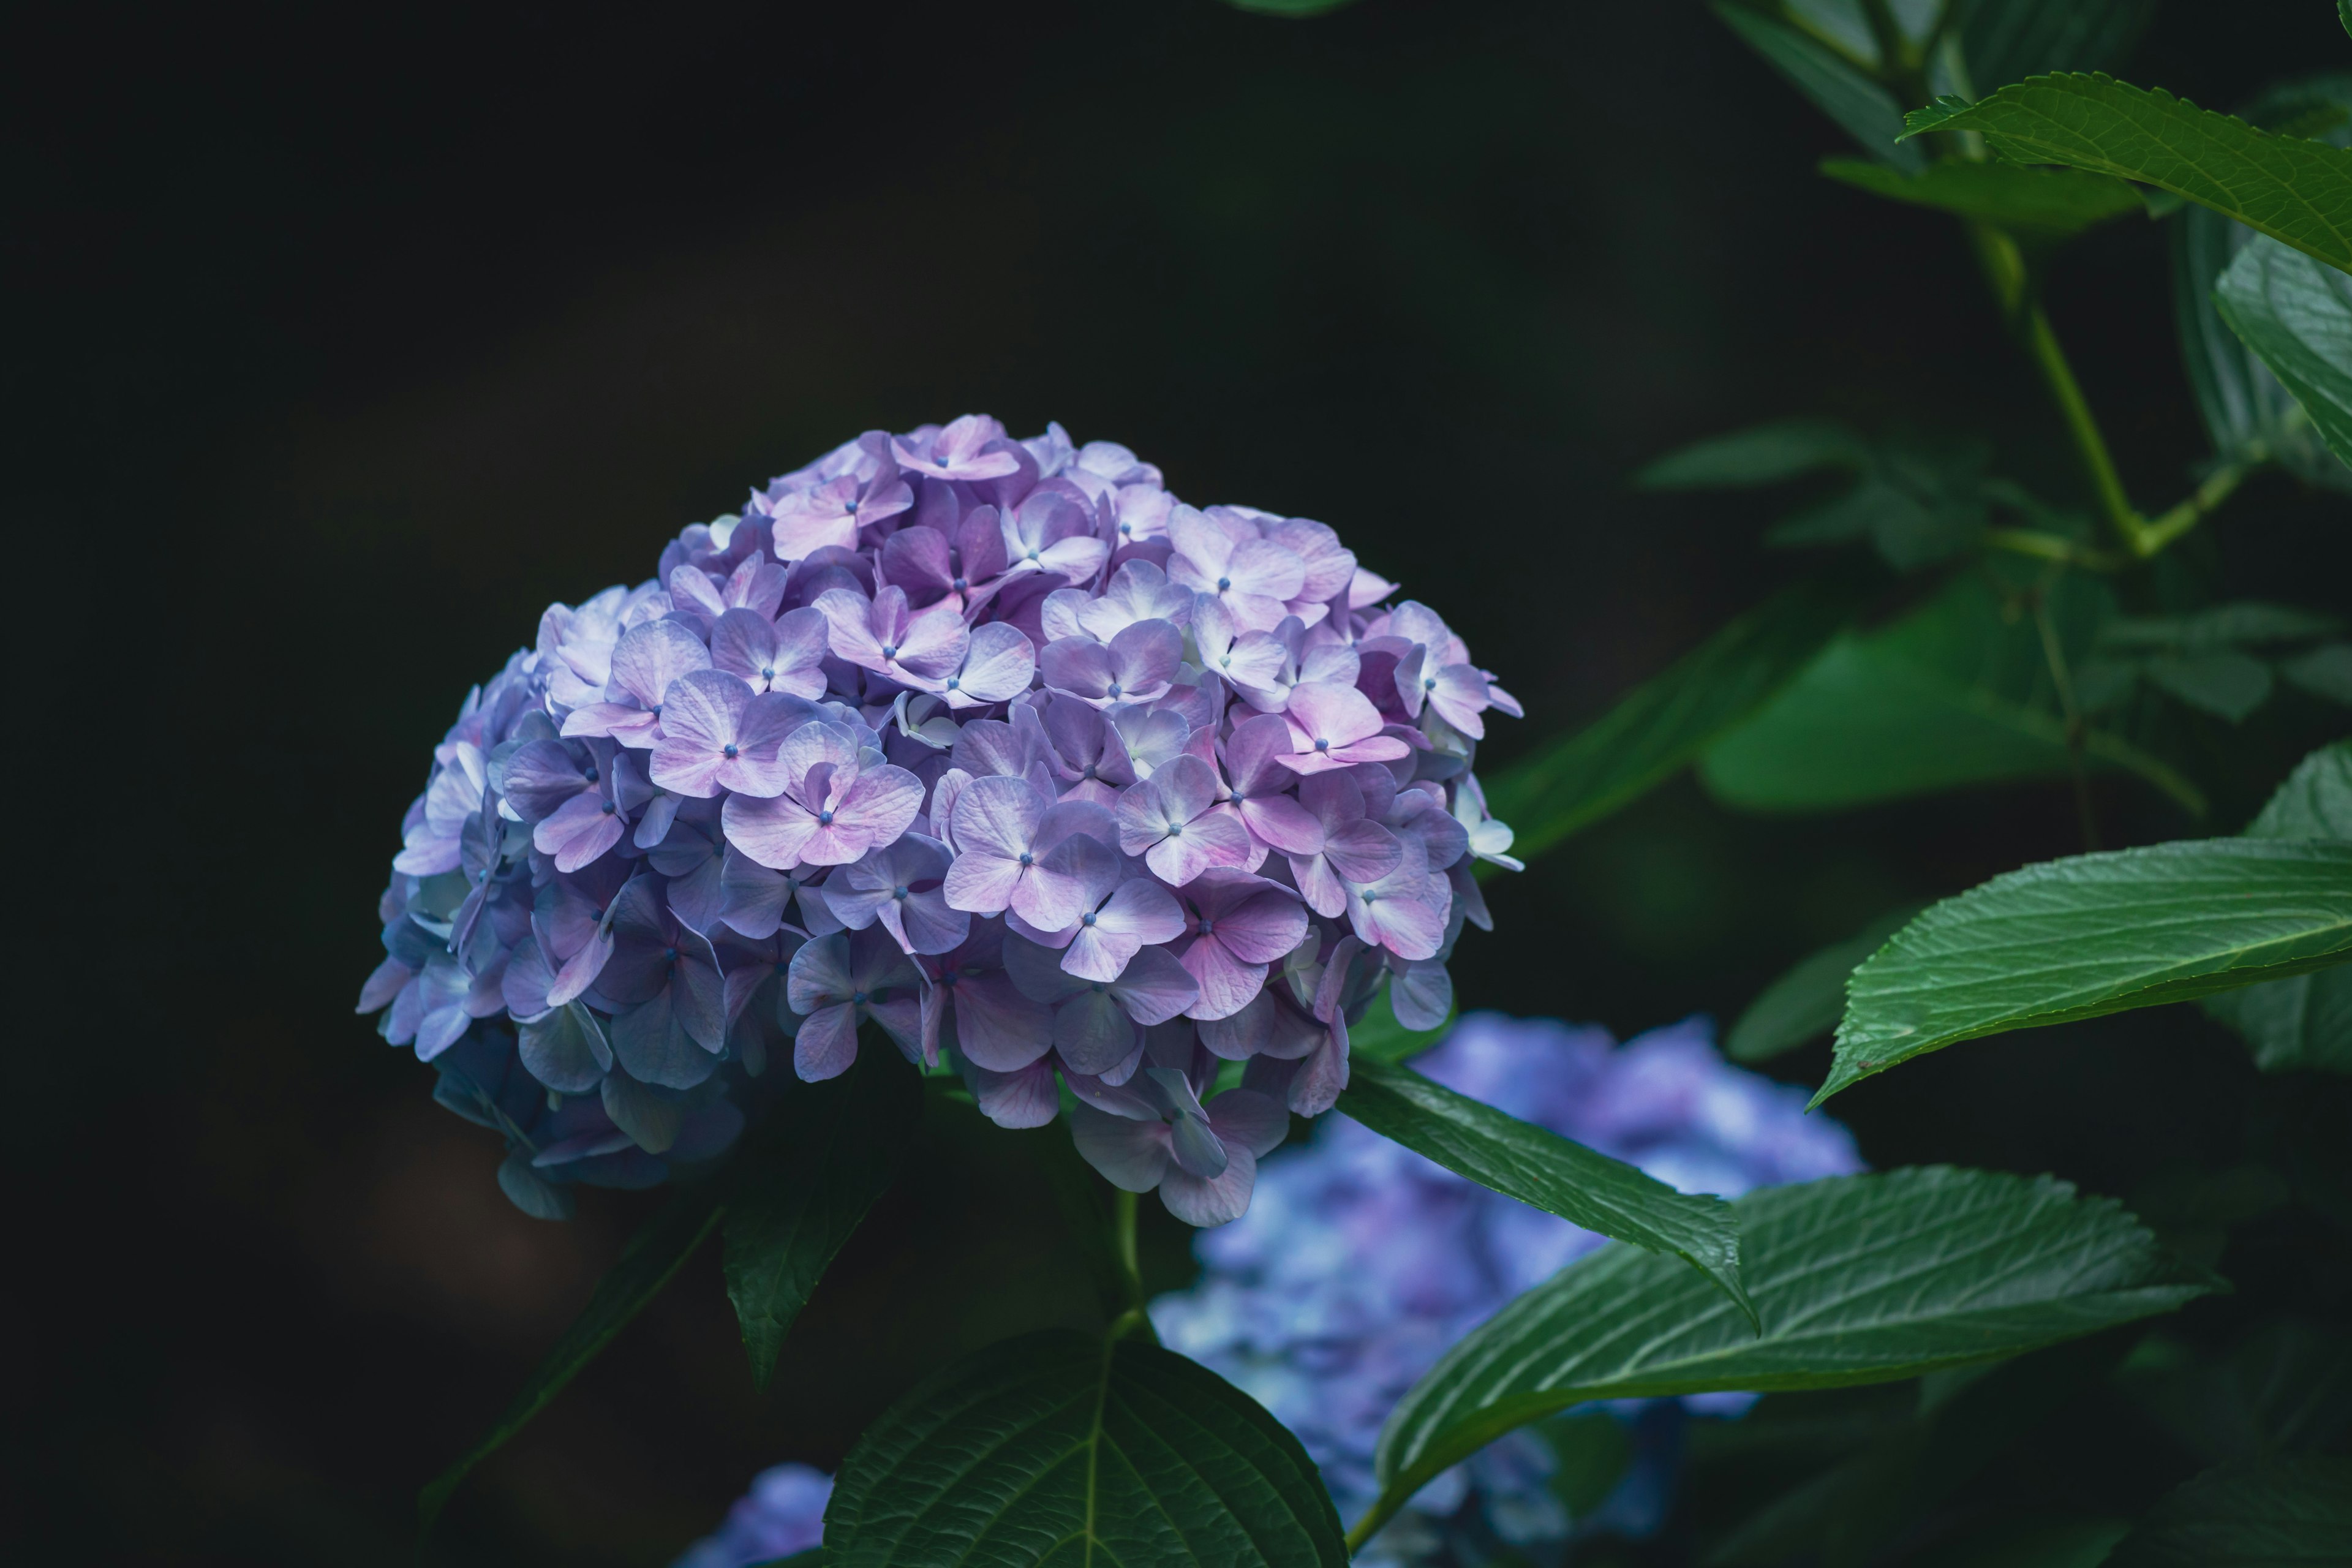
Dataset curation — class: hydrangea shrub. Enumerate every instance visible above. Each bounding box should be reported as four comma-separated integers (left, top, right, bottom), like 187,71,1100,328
360,416,1519,1224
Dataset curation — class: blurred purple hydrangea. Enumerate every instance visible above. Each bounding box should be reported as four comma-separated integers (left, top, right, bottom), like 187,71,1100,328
1148,1012,1865,1564
674,1463,831,1568
361,416,1519,1221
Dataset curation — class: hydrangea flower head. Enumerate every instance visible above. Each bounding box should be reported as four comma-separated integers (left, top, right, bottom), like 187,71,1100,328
1150,1012,1864,1562
360,417,1518,1219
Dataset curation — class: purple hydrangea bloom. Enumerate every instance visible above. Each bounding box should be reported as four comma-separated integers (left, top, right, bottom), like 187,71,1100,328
360,418,1517,1219
1148,1013,1864,1562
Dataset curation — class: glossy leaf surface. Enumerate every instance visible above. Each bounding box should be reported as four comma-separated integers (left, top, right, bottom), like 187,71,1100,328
824,1329,1347,1567
1823,839,2352,1102
1366,1167,2215,1547
1340,1055,1751,1321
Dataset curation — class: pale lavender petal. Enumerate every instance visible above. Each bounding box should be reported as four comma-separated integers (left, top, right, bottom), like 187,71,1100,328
1160,1145,1257,1227
970,1058,1061,1128
1054,987,1140,1075
1107,944,1199,1025
791,1003,859,1081
1069,1102,1173,1191
1181,935,1267,1022
950,774,1047,860
607,619,711,707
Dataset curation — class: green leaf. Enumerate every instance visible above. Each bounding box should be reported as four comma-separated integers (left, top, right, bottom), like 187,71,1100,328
1346,984,1452,1064
724,1046,921,1390
2248,741,2352,837
1339,1055,1753,1323
2141,651,2275,722
2171,78,2352,491
1900,75,2352,274
1713,4,1928,174
1363,1167,2217,1548
1959,0,2154,89
418,1185,724,1531
1487,569,1872,858
1700,570,2206,816
2283,643,2352,703
1763,434,1992,571
2205,742,2352,1075
2343,0,2351,45
2216,235,2352,467
1632,417,1868,489
823,1329,1347,1567
2105,1457,2352,1566
1918,1516,2133,1568
1820,157,2145,239
748,1554,825,1568
1820,838,2352,1104
1727,903,1927,1063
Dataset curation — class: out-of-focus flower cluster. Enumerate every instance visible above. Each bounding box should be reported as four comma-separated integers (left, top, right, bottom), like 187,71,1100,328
360,416,1519,1222
675,1463,831,1568
1150,1012,1865,1564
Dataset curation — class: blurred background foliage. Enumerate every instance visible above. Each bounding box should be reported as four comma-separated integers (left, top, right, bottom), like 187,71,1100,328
10,1,2348,1562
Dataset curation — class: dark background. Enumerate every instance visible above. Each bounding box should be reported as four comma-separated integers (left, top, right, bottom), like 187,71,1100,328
12,1,2350,1562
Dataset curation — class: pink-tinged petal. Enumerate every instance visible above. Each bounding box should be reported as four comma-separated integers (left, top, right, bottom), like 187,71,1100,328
1284,680,1383,749
951,774,1048,859
1093,878,1185,943
722,791,819,870
812,586,885,663
897,891,971,956
1286,851,1348,919
607,619,711,707
537,793,624,872
791,1003,860,1081
1153,753,1219,823
1208,887,1309,965
649,740,726,799
1060,922,1140,984
1054,987,1140,1074
709,608,778,686
1326,733,1412,766
942,852,1023,916
1107,945,1199,1025
1144,809,1251,887
1036,533,1109,584
1039,637,1116,702
831,764,924,840
894,600,971,680
1069,1102,1173,1191
1106,619,1182,698
1115,778,1172,856
948,974,1054,1070
658,668,748,752
1014,833,1120,931
1324,818,1401,884
1160,1145,1257,1227
1236,793,1320,856
1180,935,1268,1022
970,1058,1061,1128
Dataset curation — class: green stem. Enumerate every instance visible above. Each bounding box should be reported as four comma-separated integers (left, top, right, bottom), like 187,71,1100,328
1983,526,2124,570
1106,1187,1156,1344
2138,458,2251,554
2029,586,2100,851
1969,224,2147,551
